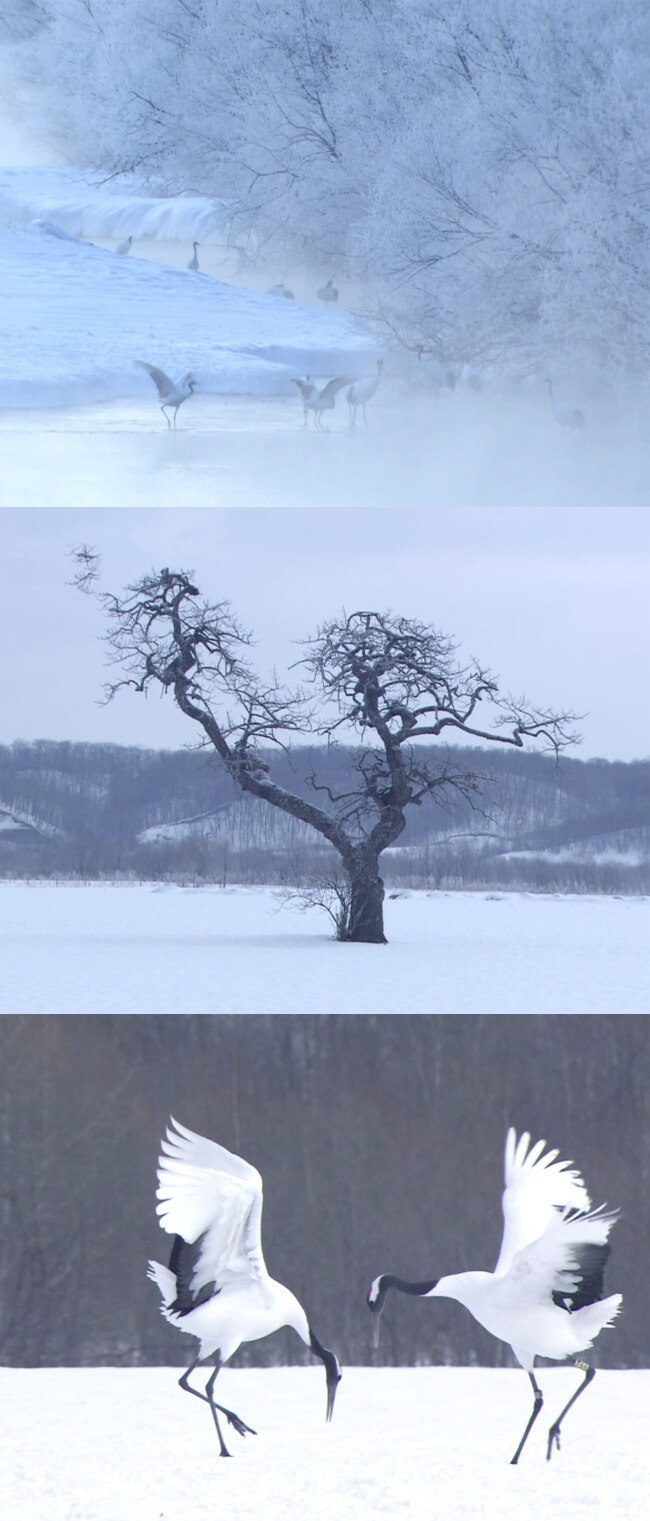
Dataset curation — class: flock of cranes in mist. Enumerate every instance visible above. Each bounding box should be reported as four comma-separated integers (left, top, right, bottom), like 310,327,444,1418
27,216,589,429
291,360,383,430
149,1119,621,1465
30,221,585,430
111,232,588,431
28,221,586,432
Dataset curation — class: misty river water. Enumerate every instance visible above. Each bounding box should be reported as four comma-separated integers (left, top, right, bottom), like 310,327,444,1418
1,390,648,522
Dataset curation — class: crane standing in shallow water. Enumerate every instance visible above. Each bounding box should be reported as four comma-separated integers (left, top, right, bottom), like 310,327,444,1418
416,347,456,393
291,375,317,424
296,375,351,428
148,1118,341,1456
135,362,197,428
545,377,585,430
346,359,383,428
187,241,200,271
367,1128,621,1464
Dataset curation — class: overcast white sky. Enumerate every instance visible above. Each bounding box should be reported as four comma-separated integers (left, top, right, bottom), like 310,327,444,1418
2,502,649,761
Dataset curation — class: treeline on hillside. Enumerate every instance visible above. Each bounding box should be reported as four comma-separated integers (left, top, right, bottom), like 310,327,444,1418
1,741,649,894
0,1016,646,1368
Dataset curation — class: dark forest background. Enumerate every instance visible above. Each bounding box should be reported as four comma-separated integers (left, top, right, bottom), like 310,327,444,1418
1,1016,647,1369
2,741,650,895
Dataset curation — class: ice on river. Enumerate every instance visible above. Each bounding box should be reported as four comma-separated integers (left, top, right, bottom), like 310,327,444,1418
0,1367,646,1521
0,882,647,1013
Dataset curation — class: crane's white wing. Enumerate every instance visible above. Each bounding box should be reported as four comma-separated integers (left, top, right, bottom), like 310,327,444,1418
155,1117,266,1293
317,377,353,404
499,1204,619,1310
134,361,175,400
494,1129,591,1275
291,377,316,400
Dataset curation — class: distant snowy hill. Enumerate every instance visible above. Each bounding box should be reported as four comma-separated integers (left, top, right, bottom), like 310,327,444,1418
2,741,648,893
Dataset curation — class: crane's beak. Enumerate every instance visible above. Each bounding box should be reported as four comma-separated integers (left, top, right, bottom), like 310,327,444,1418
326,1356,342,1422
310,1329,341,1422
371,1306,383,1349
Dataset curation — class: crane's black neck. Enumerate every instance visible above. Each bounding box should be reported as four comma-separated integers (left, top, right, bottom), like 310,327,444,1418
309,1327,342,1422
385,1276,438,1296
371,1274,438,1311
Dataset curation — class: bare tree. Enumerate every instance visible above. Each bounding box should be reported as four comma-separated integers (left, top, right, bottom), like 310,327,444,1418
78,559,578,943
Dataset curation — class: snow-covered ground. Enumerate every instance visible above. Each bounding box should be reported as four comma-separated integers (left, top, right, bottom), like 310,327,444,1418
0,164,229,243
0,1367,646,1521
0,883,647,1013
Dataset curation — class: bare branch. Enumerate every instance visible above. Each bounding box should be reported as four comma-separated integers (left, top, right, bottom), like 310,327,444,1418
69,545,101,595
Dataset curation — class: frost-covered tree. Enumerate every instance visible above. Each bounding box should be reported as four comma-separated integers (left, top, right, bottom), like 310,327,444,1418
17,0,650,376
78,560,577,943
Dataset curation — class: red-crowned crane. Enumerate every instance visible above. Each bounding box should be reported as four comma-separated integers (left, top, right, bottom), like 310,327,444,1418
291,375,317,425
148,1118,341,1456
135,362,197,428
298,375,351,429
317,278,339,304
545,378,585,429
346,360,383,428
367,1128,621,1464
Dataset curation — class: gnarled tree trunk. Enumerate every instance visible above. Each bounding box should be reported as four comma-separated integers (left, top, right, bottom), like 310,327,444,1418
343,851,386,943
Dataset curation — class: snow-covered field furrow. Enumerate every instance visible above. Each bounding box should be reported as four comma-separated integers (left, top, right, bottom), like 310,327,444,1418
0,1367,645,1521
0,883,647,1013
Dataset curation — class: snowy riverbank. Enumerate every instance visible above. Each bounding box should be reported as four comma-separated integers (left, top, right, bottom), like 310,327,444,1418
0,1366,646,1521
0,164,229,242
0,883,647,1013
0,209,374,408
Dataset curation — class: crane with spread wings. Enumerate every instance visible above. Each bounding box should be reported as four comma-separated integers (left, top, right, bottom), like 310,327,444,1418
148,1118,341,1456
367,1128,621,1464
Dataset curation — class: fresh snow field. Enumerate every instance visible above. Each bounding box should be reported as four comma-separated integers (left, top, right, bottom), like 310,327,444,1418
0,1367,646,1521
0,883,647,1013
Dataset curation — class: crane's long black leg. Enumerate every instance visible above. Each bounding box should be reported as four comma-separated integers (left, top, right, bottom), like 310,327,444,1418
179,1356,213,1407
179,1358,256,1444
510,1372,544,1465
204,1362,232,1457
546,1362,595,1461
161,405,171,429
